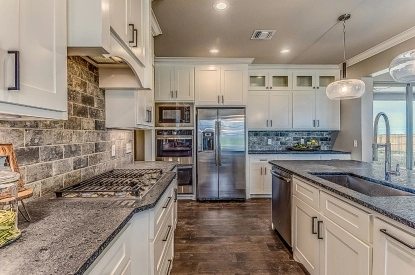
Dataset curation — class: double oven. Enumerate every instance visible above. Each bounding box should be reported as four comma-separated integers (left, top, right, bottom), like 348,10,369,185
155,103,194,195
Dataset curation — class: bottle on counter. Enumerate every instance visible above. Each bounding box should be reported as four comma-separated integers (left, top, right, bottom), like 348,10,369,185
0,171,21,248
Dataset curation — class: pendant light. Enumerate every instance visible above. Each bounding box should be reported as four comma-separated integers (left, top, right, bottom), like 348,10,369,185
326,14,365,100
389,49,415,82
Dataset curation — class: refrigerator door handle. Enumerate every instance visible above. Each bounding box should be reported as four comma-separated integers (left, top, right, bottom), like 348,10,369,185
215,120,219,166
217,120,221,166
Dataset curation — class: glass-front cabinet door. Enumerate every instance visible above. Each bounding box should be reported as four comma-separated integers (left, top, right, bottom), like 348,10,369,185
293,70,338,90
249,70,291,90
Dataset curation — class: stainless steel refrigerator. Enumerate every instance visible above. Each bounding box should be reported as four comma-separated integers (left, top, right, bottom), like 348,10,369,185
196,108,246,200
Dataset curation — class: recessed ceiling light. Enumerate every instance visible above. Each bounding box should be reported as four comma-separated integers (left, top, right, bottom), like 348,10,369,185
209,49,220,53
280,49,290,54
213,1,228,11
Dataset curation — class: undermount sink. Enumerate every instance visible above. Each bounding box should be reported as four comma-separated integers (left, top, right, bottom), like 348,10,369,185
310,172,415,197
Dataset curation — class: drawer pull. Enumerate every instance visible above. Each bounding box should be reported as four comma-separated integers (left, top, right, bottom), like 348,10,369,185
380,229,415,249
163,197,172,209
166,259,172,275
174,189,178,202
317,221,323,239
312,217,317,234
163,225,172,242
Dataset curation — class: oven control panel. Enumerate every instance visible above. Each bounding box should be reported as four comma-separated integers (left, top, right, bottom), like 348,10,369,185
156,130,193,136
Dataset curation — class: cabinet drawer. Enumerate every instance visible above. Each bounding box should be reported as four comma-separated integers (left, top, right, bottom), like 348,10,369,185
158,229,174,275
87,224,132,275
152,201,174,275
293,177,320,210
151,183,174,240
320,191,371,242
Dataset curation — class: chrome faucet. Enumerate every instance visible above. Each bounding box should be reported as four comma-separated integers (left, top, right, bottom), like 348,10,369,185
373,112,400,181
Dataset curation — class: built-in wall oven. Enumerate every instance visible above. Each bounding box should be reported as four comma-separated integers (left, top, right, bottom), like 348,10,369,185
155,103,194,127
156,129,193,194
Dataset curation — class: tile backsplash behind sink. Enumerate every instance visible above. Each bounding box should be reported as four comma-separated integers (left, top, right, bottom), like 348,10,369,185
0,57,134,199
248,131,333,151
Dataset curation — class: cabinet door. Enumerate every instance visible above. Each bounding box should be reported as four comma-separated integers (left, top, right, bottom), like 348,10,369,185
195,65,221,105
0,0,67,113
136,90,147,125
373,218,415,275
319,215,370,275
263,163,273,195
315,90,340,130
249,162,264,194
247,91,269,129
315,71,338,88
292,196,320,275
155,66,174,101
293,72,316,90
221,65,246,105
268,91,292,129
293,91,315,129
248,70,268,90
268,70,292,90
175,66,194,101
111,0,129,43
128,0,145,63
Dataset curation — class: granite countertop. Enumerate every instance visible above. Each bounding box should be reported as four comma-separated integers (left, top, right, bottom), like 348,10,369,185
0,161,177,275
249,150,351,154
269,160,415,230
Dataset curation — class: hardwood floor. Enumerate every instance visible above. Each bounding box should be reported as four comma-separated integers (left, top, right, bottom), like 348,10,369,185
171,199,305,275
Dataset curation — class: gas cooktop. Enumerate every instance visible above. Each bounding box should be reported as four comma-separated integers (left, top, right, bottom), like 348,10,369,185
55,169,163,199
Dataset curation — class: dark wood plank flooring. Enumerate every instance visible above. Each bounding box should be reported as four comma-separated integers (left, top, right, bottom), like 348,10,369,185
171,199,305,275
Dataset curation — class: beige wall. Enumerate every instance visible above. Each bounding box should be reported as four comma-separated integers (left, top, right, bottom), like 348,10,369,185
333,37,415,161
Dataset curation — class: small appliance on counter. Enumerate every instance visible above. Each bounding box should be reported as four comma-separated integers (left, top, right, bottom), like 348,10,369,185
0,171,21,248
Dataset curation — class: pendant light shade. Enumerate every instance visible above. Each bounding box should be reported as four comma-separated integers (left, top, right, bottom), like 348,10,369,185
326,14,365,100
389,49,415,82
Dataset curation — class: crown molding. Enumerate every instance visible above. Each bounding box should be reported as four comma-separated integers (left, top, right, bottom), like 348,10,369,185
346,26,415,67
249,64,340,70
155,57,255,64
151,9,162,37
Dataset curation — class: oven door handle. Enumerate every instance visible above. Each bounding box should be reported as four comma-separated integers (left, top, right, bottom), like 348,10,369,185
270,170,291,182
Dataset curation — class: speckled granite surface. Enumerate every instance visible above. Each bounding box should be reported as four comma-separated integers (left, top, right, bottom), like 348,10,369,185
269,160,415,229
249,150,351,154
0,161,177,275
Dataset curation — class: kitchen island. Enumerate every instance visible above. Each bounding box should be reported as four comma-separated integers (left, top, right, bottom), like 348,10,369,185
270,160,415,275
0,161,177,275
269,160,415,229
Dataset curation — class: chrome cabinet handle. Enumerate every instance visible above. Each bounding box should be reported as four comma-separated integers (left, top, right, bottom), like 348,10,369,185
266,87,269,89
380,229,415,249
171,91,173,98
270,120,272,127
313,120,316,127
175,91,178,98
316,120,320,127
317,221,323,239
162,225,172,241
162,197,172,208
222,95,224,104
270,87,273,89
260,167,263,175
218,95,220,103
7,51,20,90
264,167,267,175
174,188,178,202
266,120,269,127
133,29,138,47
312,217,317,234
317,86,320,89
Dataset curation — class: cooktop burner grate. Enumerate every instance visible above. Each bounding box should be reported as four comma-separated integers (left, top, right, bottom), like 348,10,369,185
55,169,163,198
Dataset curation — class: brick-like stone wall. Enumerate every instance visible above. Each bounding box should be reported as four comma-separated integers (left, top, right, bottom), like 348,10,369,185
0,57,133,198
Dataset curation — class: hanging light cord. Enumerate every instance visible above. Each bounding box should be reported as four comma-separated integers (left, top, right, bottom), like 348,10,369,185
343,19,347,63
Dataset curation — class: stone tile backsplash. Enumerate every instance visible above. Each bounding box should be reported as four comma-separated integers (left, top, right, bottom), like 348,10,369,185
248,131,332,151
0,57,133,198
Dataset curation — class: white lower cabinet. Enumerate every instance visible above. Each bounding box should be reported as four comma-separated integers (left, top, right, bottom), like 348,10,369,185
373,218,415,275
292,177,371,275
85,181,177,275
249,161,272,195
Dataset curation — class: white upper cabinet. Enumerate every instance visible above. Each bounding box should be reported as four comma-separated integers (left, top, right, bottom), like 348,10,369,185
0,0,67,120
195,64,247,106
249,69,292,90
111,0,129,44
155,65,194,101
247,91,292,129
293,70,338,90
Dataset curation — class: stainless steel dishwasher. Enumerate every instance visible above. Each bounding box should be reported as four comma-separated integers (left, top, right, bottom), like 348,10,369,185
271,166,292,247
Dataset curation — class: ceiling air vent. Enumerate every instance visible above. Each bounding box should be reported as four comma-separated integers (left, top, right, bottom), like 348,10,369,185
251,30,276,40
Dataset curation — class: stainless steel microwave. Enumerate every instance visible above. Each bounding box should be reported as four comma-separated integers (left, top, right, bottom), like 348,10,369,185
155,103,194,127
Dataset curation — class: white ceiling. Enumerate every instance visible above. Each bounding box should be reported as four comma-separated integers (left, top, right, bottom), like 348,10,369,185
152,0,415,64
